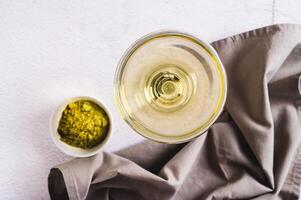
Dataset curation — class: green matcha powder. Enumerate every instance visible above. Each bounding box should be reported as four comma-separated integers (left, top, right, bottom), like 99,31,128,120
58,100,109,149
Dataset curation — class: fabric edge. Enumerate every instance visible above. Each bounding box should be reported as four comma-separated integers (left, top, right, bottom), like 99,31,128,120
55,165,79,200
48,168,69,200
212,23,301,48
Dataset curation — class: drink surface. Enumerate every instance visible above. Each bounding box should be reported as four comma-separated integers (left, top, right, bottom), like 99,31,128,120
115,33,227,143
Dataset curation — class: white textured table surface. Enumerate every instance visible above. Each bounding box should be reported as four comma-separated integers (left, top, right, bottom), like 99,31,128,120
1,0,301,199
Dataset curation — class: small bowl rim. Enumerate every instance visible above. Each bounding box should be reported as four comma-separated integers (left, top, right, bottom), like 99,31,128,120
50,96,112,157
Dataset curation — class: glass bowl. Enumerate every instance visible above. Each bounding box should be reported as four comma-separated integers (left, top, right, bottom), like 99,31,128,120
114,31,227,143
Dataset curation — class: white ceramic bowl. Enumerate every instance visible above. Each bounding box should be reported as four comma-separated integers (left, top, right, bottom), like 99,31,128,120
50,96,112,157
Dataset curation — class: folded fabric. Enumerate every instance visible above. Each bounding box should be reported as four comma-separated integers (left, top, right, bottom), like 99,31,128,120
48,24,301,200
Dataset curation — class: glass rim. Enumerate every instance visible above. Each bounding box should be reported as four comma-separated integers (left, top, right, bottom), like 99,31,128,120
114,30,228,144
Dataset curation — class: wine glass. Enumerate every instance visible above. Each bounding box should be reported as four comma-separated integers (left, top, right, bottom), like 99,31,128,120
114,31,227,143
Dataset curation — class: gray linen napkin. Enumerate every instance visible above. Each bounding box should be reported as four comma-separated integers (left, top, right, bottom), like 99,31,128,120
48,24,301,200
